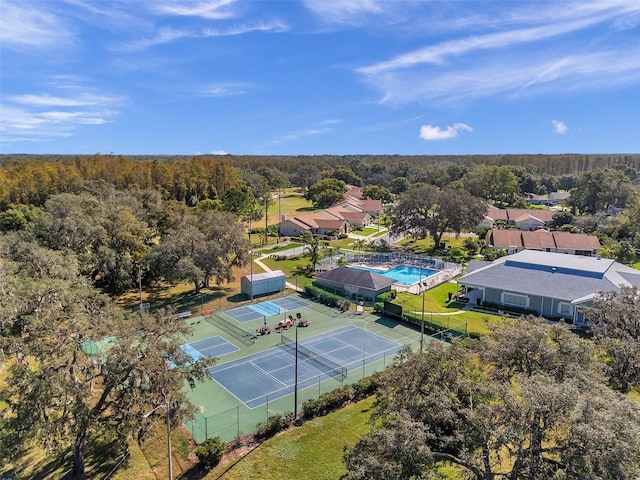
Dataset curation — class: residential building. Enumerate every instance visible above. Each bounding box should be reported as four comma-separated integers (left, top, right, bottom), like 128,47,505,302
457,250,640,324
485,229,601,256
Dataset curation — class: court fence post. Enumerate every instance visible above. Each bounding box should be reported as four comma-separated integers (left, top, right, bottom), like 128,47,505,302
237,405,240,439
204,414,208,440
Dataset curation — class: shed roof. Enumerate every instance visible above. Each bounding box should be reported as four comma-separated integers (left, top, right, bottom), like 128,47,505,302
245,270,286,282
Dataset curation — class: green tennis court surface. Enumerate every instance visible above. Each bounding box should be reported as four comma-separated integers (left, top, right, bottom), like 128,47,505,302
183,336,238,359
183,293,439,443
225,297,308,323
208,325,401,408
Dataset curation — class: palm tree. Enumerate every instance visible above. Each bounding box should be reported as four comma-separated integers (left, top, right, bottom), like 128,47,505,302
324,246,338,269
353,239,366,261
301,232,322,272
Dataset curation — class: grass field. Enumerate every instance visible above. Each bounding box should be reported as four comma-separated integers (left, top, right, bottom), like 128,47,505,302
209,396,376,480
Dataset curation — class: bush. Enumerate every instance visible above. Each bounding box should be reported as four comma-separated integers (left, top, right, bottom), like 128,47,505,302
255,412,294,440
195,437,225,468
301,375,381,419
305,284,351,310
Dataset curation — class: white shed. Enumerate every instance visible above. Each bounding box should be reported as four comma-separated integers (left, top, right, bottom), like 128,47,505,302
241,270,286,298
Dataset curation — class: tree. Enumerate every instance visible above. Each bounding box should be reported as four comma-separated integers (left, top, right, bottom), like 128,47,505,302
221,186,252,216
301,232,323,272
307,178,347,208
389,187,487,249
323,245,338,269
465,165,520,204
290,164,320,195
0,237,214,478
149,211,249,293
0,204,40,232
551,209,574,229
390,177,410,194
589,286,640,392
362,185,393,203
331,167,363,187
353,238,367,260
343,320,640,480
567,169,636,214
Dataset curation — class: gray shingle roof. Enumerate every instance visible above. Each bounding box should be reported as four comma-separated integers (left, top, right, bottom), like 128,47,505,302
315,266,396,291
458,251,640,303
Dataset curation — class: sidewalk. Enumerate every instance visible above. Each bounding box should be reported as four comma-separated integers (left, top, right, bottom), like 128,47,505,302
253,254,302,293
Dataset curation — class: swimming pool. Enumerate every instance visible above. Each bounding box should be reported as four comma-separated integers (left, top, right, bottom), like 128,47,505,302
353,264,438,285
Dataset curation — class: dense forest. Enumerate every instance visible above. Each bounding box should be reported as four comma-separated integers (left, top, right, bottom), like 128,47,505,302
1,153,639,209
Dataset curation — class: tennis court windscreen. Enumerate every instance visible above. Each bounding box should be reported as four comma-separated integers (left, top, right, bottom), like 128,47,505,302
279,334,347,380
205,312,255,346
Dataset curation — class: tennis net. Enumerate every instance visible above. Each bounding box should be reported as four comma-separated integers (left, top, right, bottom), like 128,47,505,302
205,312,255,346
279,334,347,380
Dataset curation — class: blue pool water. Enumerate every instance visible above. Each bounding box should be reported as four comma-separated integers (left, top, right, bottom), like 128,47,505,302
353,265,438,285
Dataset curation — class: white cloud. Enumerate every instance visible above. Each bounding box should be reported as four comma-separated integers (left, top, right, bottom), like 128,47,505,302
9,93,115,107
363,46,640,106
115,28,193,51
359,12,628,77
552,120,568,134
356,3,640,106
0,82,125,144
210,150,229,155
117,20,288,51
202,82,253,97
0,2,73,50
202,20,289,37
419,123,472,141
268,127,332,146
303,0,387,25
150,0,238,20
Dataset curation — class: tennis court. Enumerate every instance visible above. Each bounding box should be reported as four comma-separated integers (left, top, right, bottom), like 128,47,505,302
207,325,401,408
224,296,308,323
183,336,238,359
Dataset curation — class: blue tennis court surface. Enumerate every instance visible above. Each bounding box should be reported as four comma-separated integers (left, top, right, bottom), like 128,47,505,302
183,336,238,360
224,296,307,323
208,325,402,408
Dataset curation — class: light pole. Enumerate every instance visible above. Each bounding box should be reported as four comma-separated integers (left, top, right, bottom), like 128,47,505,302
294,325,299,417
143,395,173,480
421,285,426,352
277,190,281,244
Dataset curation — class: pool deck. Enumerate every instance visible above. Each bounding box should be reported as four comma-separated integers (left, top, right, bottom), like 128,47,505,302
350,262,463,295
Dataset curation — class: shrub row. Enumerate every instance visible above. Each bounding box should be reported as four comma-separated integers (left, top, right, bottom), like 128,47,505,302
305,284,351,310
301,374,381,419
255,412,295,440
375,290,397,303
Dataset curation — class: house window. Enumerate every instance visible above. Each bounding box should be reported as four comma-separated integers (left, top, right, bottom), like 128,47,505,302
502,292,529,308
558,302,572,316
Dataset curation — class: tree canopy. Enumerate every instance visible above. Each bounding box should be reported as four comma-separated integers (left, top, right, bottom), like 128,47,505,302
389,187,487,248
343,320,640,480
0,235,214,478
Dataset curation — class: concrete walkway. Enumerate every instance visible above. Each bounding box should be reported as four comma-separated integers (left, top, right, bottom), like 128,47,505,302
253,254,302,293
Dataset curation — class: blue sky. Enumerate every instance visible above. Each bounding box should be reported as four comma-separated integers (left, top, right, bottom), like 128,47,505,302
1,1,639,156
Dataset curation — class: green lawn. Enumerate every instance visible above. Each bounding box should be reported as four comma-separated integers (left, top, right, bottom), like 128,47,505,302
210,396,376,480
256,242,302,254
353,226,380,236
267,189,321,220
